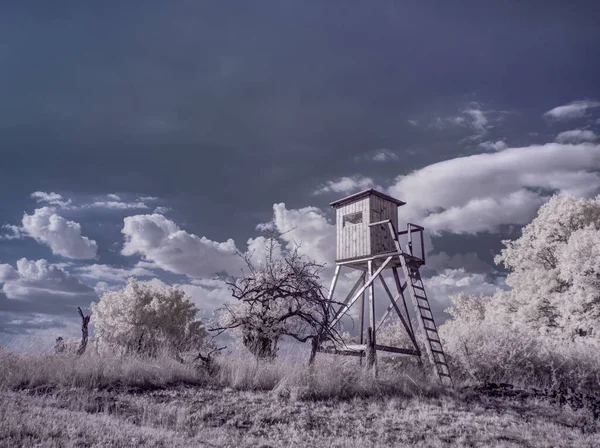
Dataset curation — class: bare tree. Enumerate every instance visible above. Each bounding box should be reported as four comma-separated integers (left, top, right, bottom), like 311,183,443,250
77,307,91,356
211,231,343,363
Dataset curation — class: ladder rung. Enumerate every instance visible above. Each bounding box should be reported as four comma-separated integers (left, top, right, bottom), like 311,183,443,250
414,295,427,300
431,348,444,355
417,305,431,311
412,284,425,290
421,316,435,322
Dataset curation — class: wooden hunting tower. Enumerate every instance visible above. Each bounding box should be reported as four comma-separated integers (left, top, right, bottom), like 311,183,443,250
318,189,452,386
332,189,404,261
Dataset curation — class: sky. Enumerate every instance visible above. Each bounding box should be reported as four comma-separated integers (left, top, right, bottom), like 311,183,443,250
1,1,600,348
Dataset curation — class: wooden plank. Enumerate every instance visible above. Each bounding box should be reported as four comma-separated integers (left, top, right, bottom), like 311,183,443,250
374,344,420,356
317,346,364,357
327,265,341,302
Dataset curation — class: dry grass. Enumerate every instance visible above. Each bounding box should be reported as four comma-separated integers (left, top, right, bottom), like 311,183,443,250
0,350,207,391
1,349,600,447
2,386,599,447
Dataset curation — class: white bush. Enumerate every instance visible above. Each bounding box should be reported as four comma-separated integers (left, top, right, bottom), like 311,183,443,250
91,278,208,357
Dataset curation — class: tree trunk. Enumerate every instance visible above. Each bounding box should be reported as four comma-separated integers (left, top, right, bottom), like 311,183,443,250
308,336,320,365
77,307,91,356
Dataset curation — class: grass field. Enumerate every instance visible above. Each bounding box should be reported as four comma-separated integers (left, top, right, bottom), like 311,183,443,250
1,350,599,447
2,385,600,447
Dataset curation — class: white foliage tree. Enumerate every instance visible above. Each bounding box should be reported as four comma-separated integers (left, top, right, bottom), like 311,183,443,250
91,278,208,357
492,193,600,340
438,194,600,387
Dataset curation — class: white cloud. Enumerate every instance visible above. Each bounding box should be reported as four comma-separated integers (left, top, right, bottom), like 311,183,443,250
0,264,18,282
30,191,72,208
479,140,507,151
555,129,598,143
85,201,149,210
179,280,234,316
424,268,505,309
431,104,494,140
265,203,336,267
464,107,488,135
544,100,600,120
372,149,399,162
407,119,419,126
387,142,600,235
314,176,378,195
121,214,242,278
0,224,23,240
427,252,494,274
107,194,121,201
139,196,159,201
153,206,171,214
75,264,156,282
21,207,98,259
0,258,96,315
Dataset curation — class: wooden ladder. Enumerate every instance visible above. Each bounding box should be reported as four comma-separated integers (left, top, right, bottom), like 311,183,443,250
386,222,453,386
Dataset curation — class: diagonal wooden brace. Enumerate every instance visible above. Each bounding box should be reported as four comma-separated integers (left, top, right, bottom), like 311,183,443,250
330,256,394,328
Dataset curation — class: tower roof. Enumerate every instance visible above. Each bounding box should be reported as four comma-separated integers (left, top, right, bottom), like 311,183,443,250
329,188,406,208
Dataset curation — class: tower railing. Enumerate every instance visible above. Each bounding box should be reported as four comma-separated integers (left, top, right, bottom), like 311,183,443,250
398,223,425,264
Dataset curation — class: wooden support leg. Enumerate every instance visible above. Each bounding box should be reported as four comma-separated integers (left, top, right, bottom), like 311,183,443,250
367,260,377,376
359,274,366,366
366,327,375,369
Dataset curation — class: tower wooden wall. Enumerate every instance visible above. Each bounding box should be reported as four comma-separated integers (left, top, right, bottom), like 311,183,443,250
332,190,403,262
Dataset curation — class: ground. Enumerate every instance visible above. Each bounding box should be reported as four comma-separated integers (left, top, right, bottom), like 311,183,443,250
1,385,599,448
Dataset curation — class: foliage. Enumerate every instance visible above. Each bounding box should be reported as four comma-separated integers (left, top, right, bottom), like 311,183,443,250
438,194,600,390
212,232,341,361
492,193,600,340
91,278,208,357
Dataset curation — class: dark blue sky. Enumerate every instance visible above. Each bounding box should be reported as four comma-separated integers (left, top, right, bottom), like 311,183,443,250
1,1,600,343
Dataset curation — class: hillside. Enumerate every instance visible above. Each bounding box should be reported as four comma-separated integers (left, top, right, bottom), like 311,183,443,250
2,384,599,447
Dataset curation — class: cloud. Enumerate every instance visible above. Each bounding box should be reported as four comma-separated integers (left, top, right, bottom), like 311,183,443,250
372,149,399,162
544,100,600,120
427,252,494,274
264,203,336,267
21,207,98,259
387,142,600,235
313,176,378,195
555,129,598,143
424,268,505,309
0,224,23,240
121,214,242,278
153,206,171,214
479,140,507,151
463,107,488,135
84,201,150,210
0,264,19,282
180,279,235,316
29,191,155,211
30,191,72,208
0,258,96,316
431,104,495,140
0,311,69,336
74,264,156,282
